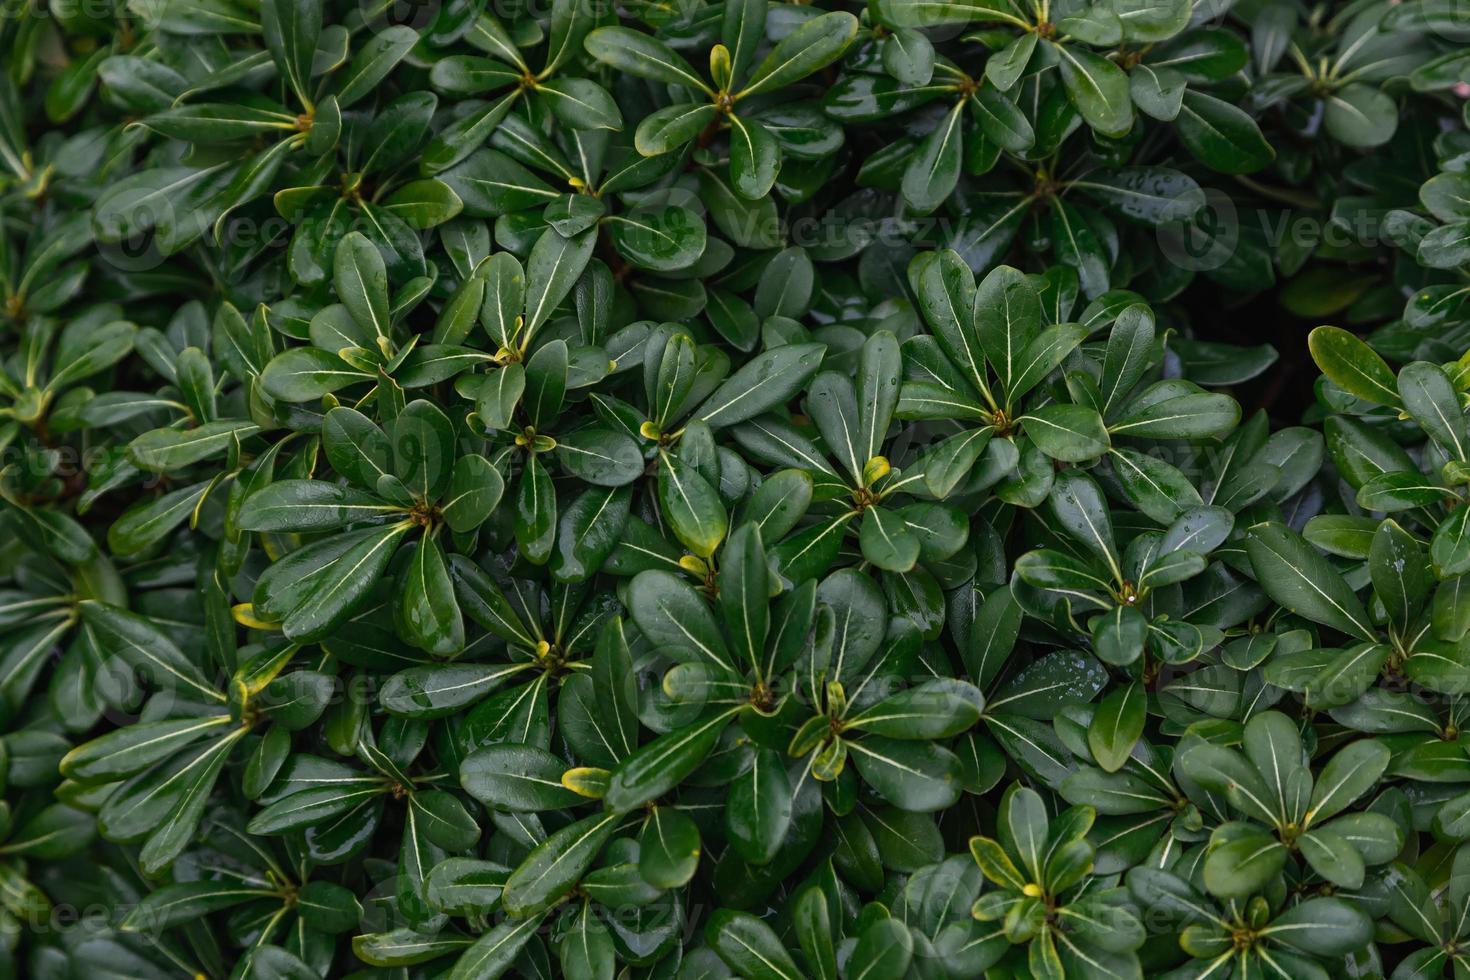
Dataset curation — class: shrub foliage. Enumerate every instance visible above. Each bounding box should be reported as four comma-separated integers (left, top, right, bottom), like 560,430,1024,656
1,0,1469,977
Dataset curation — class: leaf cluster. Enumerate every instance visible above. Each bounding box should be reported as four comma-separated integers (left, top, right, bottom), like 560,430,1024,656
1,0,1469,979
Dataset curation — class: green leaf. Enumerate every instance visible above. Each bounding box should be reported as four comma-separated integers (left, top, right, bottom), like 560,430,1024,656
1048,470,1119,576
324,407,393,489
3,803,94,859
335,230,391,352
1108,389,1240,439
694,343,824,424
78,601,218,703
409,789,479,851
1109,448,1201,524
1306,739,1388,826
727,747,792,865
537,77,621,131
1370,519,1432,629
728,114,780,200
970,85,1034,155
430,56,521,96
738,12,859,99
722,0,767,84
47,317,137,389
919,427,994,498
425,858,509,916
635,103,719,155
1054,44,1133,138
1077,168,1204,228
480,253,526,349
555,427,642,487
902,100,964,214
356,930,473,968
860,507,921,573
379,663,527,718
442,454,505,533
557,901,615,980
604,711,735,812
137,103,298,142
706,909,803,980
1246,522,1373,640
398,535,463,657
127,420,262,472
1022,404,1110,462
1398,360,1468,460
1264,898,1373,956
1176,89,1275,174
297,881,362,932
461,744,581,812
335,26,418,109
848,736,962,812
1306,326,1401,407
61,716,228,783
1130,64,1185,120
658,448,728,558
383,179,463,230
137,728,247,873
884,29,935,87
524,228,597,341
583,28,710,93
846,678,983,738
717,522,768,673
628,568,733,674
639,806,702,888
237,480,400,533
261,347,372,401
447,914,545,978
793,887,838,980
1087,681,1144,773
392,400,457,503
1323,83,1398,148
1422,172,1470,222
1202,831,1288,898
550,485,630,584
247,783,385,834
606,206,706,272
1015,549,1112,595
974,265,1041,398
260,0,321,106
501,810,619,916
122,880,273,933
283,522,413,642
